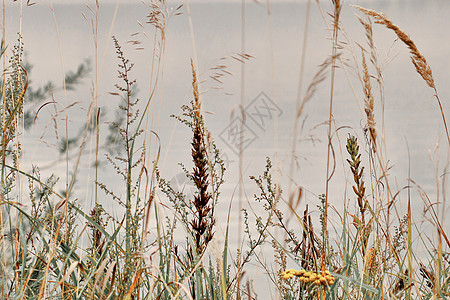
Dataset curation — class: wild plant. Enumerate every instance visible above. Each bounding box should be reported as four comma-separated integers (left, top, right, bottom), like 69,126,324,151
0,1,448,299
90,36,151,298
157,60,226,299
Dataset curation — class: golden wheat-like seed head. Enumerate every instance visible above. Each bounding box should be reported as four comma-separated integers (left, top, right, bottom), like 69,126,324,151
190,59,201,119
354,5,435,88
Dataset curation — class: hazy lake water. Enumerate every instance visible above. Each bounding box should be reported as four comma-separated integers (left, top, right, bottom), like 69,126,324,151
4,0,450,295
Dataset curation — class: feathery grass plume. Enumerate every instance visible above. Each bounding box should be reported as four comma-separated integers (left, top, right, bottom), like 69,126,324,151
357,16,375,63
354,6,450,147
297,54,341,121
354,6,434,89
361,51,377,153
356,15,384,93
354,5,450,144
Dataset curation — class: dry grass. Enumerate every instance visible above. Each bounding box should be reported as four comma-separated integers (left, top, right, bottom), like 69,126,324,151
354,5,450,147
0,1,448,299
354,6,434,89
361,50,377,153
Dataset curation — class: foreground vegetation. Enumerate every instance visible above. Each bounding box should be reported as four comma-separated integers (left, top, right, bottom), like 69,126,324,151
0,1,448,299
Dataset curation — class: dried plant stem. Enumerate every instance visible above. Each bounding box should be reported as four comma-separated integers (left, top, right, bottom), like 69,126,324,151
433,91,450,146
236,1,246,298
324,0,341,276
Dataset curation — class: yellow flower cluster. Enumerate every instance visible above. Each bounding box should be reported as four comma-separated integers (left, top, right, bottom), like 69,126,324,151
281,269,335,286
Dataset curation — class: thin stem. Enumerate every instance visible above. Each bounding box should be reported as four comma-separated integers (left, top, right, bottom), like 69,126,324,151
433,91,450,147
324,0,341,271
